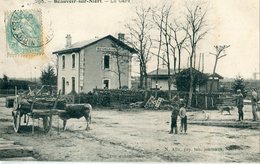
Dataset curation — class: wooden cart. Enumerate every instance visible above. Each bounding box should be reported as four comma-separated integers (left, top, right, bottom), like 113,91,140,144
11,86,65,134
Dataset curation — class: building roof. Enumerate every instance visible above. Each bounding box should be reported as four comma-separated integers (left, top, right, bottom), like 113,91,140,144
206,73,224,79
147,68,177,78
147,68,224,80
53,35,137,54
148,68,175,76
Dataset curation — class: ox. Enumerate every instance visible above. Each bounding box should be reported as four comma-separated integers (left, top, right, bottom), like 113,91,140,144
59,104,92,131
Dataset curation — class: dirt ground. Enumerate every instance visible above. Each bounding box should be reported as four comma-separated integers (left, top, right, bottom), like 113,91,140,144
0,104,260,162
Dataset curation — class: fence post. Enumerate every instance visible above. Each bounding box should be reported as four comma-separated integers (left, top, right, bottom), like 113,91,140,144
211,96,214,108
205,95,208,109
195,95,198,107
15,86,17,95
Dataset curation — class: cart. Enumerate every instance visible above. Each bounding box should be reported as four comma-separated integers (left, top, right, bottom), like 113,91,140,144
11,86,65,134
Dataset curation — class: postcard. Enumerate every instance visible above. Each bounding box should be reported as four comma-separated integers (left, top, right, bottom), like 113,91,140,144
0,0,259,163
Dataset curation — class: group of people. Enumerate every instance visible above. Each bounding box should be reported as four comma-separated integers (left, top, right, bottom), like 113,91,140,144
169,99,187,134
234,88,259,121
168,88,259,134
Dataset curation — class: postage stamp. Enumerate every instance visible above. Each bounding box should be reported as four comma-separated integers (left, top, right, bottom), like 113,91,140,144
5,9,44,56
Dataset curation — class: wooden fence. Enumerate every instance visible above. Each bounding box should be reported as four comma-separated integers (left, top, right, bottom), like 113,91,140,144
0,89,15,97
71,90,235,109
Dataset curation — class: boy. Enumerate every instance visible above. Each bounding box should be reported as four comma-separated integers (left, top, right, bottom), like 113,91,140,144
169,105,179,134
179,101,187,134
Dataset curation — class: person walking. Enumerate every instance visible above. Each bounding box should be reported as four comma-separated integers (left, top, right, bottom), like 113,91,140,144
236,89,244,121
179,101,187,134
251,89,259,121
169,105,179,134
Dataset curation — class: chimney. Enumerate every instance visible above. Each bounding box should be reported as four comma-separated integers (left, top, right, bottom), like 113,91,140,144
118,33,125,42
65,34,72,48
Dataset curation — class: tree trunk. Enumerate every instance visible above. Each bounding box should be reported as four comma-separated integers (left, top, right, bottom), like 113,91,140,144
209,59,218,94
116,56,122,89
168,76,172,100
139,64,144,89
144,69,148,101
167,51,171,100
188,67,194,108
178,49,181,73
188,43,195,108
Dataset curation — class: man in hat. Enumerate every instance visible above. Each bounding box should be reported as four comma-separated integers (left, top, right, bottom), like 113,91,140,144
236,89,244,121
251,89,259,121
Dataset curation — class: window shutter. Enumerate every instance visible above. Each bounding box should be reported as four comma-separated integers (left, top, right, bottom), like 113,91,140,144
102,55,104,70
109,54,111,69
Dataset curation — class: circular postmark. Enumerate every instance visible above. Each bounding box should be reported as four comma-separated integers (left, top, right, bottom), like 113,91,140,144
10,10,43,48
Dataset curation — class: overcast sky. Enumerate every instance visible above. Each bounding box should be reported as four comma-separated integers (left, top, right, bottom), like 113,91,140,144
0,0,259,79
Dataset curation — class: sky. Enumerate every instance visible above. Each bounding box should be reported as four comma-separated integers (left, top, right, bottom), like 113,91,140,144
0,0,259,79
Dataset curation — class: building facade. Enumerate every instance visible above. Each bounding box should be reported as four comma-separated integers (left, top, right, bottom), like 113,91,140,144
53,34,136,94
199,73,224,92
147,68,223,92
147,68,177,90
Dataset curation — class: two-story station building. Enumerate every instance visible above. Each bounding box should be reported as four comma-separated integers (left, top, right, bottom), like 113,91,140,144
53,34,136,94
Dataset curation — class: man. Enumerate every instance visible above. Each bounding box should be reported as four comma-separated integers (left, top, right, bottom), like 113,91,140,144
169,105,179,134
251,89,259,121
236,89,244,121
179,101,187,133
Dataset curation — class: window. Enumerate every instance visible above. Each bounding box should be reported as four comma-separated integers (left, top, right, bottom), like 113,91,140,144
62,56,65,69
72,77,75,92
104,55,110,69
62,77,65,94
72,54,75,68
103,79,109,89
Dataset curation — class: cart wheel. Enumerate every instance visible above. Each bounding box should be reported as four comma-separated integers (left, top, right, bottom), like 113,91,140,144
42,116,51,132
12,110,21,133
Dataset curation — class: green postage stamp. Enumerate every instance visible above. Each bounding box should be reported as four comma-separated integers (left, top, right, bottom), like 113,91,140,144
5,9,44,56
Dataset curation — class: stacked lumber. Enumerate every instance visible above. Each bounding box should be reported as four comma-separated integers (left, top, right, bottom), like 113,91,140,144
144,96,165,109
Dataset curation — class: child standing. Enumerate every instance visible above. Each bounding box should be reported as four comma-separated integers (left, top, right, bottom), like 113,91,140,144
169,105,179,134
179,101,187,134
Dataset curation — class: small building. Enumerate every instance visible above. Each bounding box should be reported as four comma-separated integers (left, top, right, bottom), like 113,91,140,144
53,34,136,94
148,68,223,93
199,73,224,92
147,68,177,90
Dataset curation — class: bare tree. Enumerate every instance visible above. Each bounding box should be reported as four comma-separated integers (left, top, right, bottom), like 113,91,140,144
152,4,175,100
162,5,173,100
126,6,153,93
110,43,130,89
152,6,164,98
183,2,208,108
209,45,230,93
169,21,188,73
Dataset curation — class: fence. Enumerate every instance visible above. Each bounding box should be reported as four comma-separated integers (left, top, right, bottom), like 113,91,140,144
191,92,234,109
73,90,146,107
1,87,234,110
0,89,15,97
69,89,233,110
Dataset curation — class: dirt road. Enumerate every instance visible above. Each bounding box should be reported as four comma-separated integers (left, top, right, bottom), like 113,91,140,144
0,106,259,162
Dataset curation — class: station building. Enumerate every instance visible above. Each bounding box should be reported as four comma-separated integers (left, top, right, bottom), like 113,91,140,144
53,34,136,94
